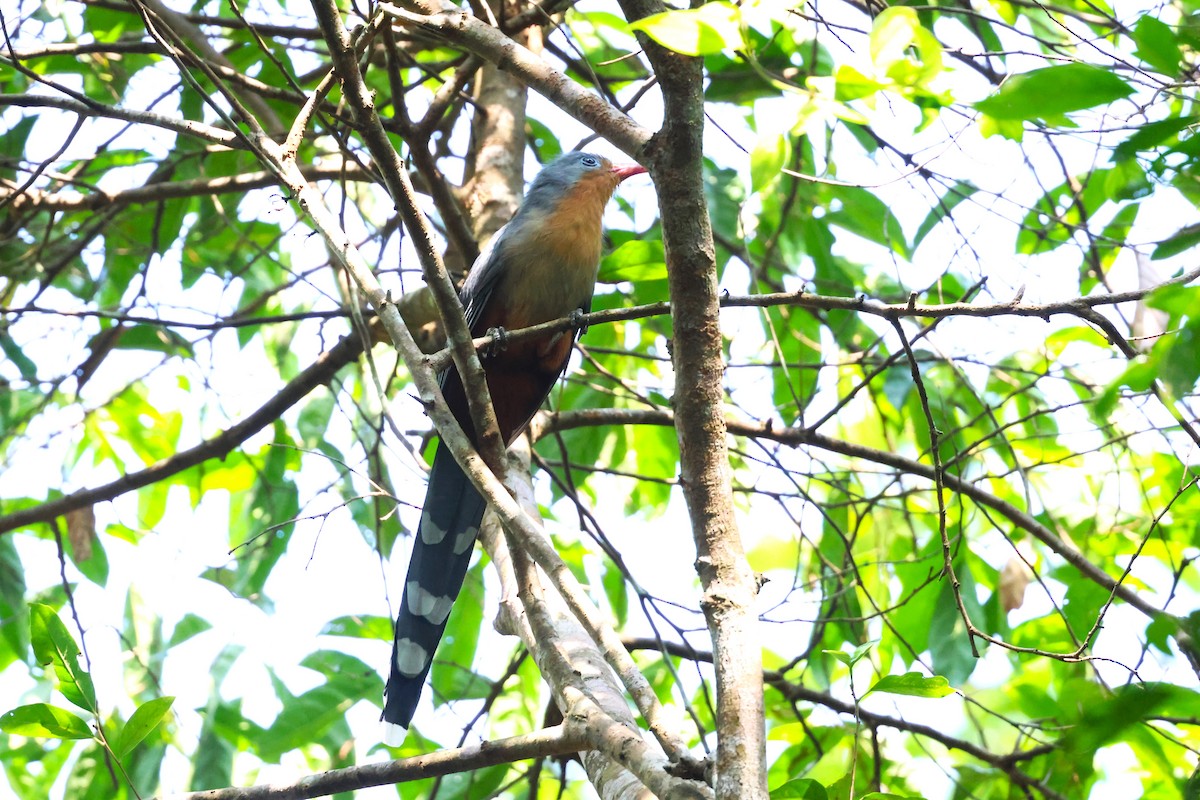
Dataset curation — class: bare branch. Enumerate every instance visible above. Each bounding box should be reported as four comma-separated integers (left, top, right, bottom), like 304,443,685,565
0,93,243,147
152,724,587,800
2,163,373,212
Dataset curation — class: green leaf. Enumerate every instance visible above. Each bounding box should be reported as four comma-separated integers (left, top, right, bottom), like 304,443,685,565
1152,223,1200,260
1159,316,1200,397
602,559,629,626
1132,17,1181,76
1145,284,1198,317
870,8,920,68
425,762,509,800
978,114,1026,141
1060,573,1110,641
833,65,886,102
0,703,93,739
192,702,237,790
826,185,910,258
64,518,109,588
928,562,982,684
29,604,97,713
166,614,213,648
0,332,38,382
0,536,28,671
975,64,1133,121
865,671,954,698
1115,115,1199,161
433,665,495,703
0,118,37,181
704,159,745,243
259,652,378,761
1095,357,1158,419
772,778,829,798
319,614,394,641
598,240,668,283
1094,203,1139,274
628,2,742,56
296,393,335,449
112,325,195,358
824,640,876,668
113,697,174,757
1102,160,1150,202
823,648,851,667
629,421,679,513
750,131,790,193
913,181,978,250
1063,683,1174,757
761,305,822,420
65,742,125,800
869,7,943,90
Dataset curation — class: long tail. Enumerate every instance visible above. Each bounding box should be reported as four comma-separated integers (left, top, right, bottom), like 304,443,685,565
382,443,487,741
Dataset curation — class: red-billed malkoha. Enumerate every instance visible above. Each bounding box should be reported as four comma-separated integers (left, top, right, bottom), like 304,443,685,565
383,151,646,741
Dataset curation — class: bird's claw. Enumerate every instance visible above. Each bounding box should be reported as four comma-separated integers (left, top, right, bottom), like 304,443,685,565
568,308,587,333
483,326,509,357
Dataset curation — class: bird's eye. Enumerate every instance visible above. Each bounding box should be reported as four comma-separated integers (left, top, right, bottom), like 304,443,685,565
580,155,600,168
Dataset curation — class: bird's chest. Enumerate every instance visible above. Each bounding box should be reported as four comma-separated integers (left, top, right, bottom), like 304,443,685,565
499,207,604,327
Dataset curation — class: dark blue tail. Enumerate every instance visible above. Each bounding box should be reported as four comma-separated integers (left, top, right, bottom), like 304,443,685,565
382,444,487,740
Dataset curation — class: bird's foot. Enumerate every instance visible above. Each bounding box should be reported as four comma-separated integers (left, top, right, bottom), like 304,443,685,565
483,326,509,357
568,308,587,334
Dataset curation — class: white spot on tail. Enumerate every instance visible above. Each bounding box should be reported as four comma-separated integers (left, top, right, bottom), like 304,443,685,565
406,581,455,625
421,516,448,545
394,638,429,677
453,524,478,555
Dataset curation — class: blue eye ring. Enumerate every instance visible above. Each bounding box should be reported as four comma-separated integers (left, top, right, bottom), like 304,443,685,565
580,155,601,168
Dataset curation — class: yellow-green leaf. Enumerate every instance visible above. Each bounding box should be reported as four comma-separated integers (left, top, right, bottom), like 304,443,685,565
629,2,742,56
0,703,93,739
865,671,954,698
113,696,174,757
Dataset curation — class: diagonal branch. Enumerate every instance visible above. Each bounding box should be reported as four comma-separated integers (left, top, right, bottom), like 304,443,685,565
480,441,711,799
379,0,651,158
307,0,507,469
541,407,1189,631
0,335,365,536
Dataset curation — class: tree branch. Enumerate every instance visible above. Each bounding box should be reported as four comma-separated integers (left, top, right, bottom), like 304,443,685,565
480,441,711,799
0,94,243,147
542,407,1184,628
614,0,767,794
2,163,373,212
307,0,507,470
380,0,651,158
0,335,364,536
151,724,587,800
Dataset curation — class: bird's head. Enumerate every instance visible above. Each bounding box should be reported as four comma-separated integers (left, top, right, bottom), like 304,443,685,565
521,152,646,219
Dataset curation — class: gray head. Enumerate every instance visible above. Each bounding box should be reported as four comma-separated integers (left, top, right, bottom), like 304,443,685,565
517,152,645,219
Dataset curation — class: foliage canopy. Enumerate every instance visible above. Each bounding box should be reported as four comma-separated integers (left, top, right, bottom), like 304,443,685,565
3,0,1200,797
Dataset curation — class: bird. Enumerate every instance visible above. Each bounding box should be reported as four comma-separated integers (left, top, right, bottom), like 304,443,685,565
383,151,646,741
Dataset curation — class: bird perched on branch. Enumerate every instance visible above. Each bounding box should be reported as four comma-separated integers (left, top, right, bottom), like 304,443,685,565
383,151,646,741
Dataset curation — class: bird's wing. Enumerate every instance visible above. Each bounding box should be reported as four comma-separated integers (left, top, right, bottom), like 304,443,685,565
460,222,512,334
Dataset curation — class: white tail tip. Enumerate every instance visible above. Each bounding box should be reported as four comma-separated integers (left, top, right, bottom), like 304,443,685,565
383,721,408,747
